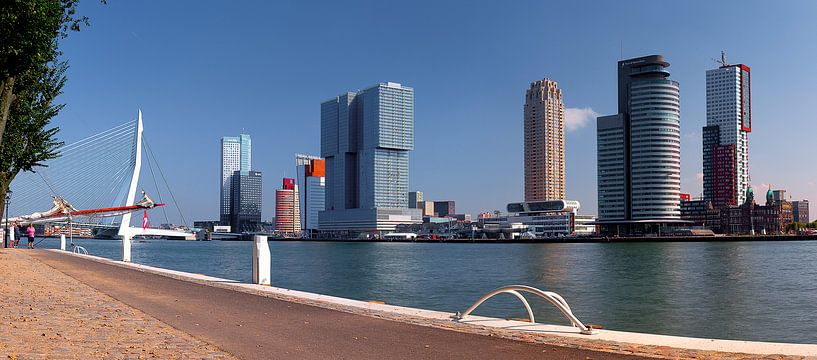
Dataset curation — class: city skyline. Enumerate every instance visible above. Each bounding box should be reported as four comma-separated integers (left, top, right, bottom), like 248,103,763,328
51,1,817,223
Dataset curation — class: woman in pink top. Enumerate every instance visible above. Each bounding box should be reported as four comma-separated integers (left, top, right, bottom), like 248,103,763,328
26,224,35,249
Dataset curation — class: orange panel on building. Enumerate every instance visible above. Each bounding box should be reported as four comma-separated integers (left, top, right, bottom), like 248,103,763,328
306,159,325,177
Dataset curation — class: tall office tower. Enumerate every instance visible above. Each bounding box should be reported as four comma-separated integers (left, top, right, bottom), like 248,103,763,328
275,178,301,234
408,191,423,209
524,79,565,202
320,82,422,233
596,55,681,234
220,134,251,225
703,55,751,208
230,170,262,233
304,158,326,234
295,154,325,234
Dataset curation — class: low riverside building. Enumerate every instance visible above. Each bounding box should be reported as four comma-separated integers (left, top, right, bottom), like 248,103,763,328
681,186,794,235
573,214,598,236
477,200,580,239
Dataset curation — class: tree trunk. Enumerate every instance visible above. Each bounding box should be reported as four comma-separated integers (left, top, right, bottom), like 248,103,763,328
0,76,17,148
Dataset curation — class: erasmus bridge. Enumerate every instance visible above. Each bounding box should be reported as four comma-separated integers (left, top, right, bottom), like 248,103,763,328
7,111,195,259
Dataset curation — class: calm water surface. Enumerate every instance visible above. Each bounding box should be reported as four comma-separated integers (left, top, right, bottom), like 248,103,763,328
34,238,817,344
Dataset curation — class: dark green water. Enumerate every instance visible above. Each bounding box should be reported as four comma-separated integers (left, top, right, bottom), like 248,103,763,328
34,238,817,344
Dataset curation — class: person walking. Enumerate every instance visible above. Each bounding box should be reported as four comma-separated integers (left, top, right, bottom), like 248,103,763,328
13,222,21,248
26,224,35,249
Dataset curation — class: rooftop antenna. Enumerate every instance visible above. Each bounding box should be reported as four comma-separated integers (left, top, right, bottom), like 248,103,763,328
713,50,728,67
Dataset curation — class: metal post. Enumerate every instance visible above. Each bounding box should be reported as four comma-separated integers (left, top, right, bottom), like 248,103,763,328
4,190,11,248
252,235,271,285
60,234,66,251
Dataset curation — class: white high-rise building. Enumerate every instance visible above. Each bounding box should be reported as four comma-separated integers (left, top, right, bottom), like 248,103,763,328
703,55,751,208
220,134,251,225
295,154,325,235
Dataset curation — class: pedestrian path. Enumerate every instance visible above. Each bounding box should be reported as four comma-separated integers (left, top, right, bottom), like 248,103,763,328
0,249,233,359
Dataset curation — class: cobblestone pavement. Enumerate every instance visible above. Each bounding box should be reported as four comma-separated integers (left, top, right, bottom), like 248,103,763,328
0,249,235,359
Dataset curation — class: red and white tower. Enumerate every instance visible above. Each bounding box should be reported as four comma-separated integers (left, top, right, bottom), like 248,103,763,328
703,52,751,208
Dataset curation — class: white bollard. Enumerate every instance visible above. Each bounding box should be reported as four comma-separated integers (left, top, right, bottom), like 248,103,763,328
8,227,14,247
60,234,66,251
252,235,271,286
122,235,132,262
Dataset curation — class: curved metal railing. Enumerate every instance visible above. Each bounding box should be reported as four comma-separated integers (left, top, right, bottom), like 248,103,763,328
453,285,597,335
72,244,88,255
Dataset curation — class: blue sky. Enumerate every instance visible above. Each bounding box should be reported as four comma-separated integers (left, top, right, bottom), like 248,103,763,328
51,0,817,223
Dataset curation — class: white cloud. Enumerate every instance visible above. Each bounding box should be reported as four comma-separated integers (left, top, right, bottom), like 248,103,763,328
564,107,599,132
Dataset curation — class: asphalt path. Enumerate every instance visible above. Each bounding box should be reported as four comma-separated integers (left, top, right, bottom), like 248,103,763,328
31,250,644,359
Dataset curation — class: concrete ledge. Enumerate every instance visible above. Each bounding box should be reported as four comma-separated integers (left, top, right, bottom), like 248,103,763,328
48,249,817,357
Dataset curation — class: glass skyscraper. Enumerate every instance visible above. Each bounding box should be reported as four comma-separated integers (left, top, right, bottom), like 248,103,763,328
220,134,251,226
596,55,682,235
319,82,421,233
230,170,262,233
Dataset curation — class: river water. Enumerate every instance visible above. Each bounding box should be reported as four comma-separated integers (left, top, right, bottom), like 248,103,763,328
33,238,817,344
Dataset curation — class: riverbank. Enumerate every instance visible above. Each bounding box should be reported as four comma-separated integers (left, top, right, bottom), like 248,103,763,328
5,248,816,359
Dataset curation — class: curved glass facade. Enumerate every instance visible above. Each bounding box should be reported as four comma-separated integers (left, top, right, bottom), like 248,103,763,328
597,55,682,228
629,79,681,219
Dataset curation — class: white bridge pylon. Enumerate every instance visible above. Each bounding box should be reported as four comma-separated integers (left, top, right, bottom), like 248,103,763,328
119,111,192,261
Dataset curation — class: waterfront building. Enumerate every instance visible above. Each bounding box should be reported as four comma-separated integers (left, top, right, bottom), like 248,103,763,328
448,213,472,223
420,201,436,217
274,178,301,234
683,187,794,234
479,200,580,238
319,82,421,234
524,79,565,202
477,212,495,219
792,200,810,223
596,55,682,235
230,170,262,233
295,154,325,236
220,134,251,225
703,55,751,209
433,201,456,218
574,214,598,236
192,220,220,232
409,191,423,209
680,198,722,232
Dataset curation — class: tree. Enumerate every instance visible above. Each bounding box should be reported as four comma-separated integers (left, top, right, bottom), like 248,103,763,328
0,0,101,221
0,0,93,148
0,59,65,220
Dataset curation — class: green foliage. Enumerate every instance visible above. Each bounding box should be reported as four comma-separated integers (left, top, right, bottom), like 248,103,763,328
0,0,89,81
0,59,65,202
1,60,65,174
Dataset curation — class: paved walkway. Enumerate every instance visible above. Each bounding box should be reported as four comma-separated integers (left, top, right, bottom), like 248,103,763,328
0,249,234,359
4,249,654,360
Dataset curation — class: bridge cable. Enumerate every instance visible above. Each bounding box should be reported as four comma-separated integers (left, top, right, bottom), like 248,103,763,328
142,137,170,225
143,135,188,226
